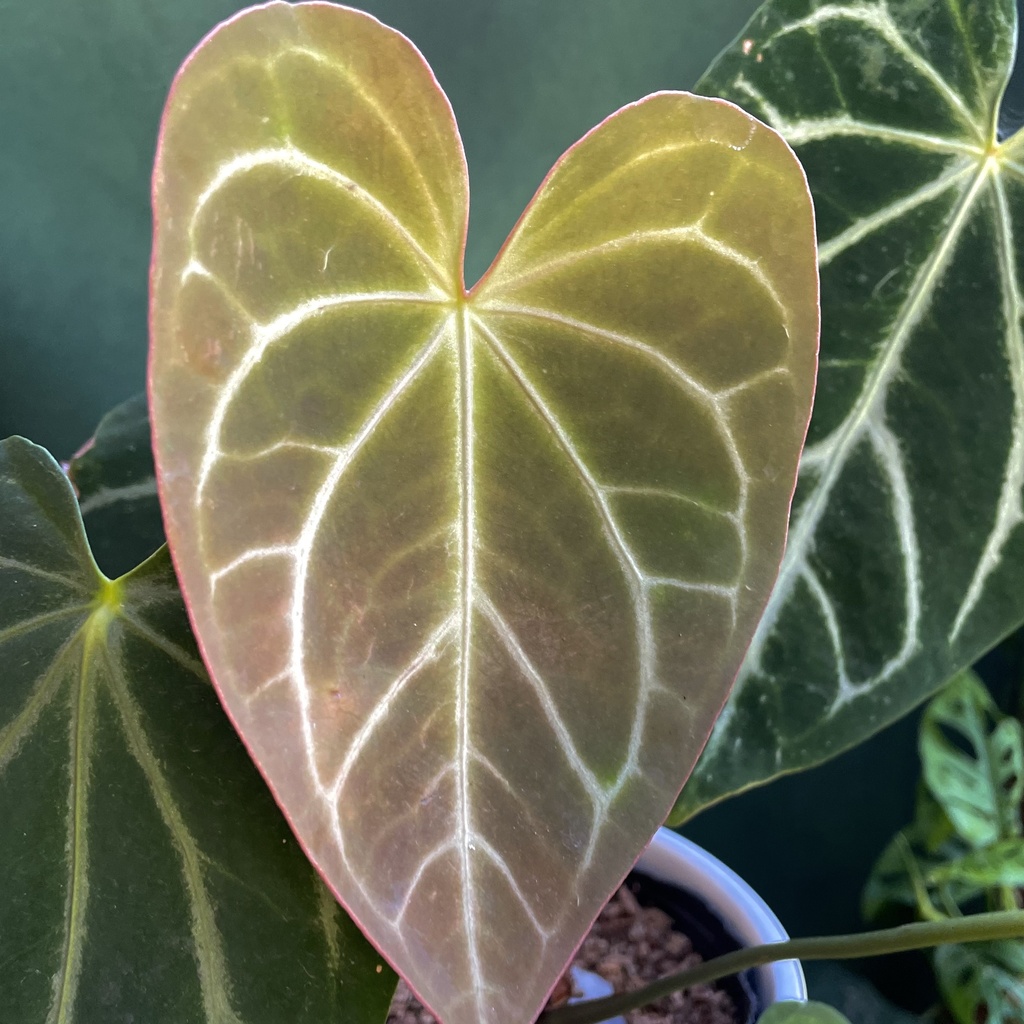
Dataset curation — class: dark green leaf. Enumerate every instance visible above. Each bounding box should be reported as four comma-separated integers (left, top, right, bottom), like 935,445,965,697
67,393,164,577
677,0,1024,821
0,436,395,1023
0,0,762,457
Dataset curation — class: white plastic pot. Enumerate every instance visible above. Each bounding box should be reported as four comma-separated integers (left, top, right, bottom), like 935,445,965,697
637,828,806,1005
571,827,805,1023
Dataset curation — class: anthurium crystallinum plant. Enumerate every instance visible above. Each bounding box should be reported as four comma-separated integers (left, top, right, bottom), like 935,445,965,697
147,3,819,1023
11,2,1024,1024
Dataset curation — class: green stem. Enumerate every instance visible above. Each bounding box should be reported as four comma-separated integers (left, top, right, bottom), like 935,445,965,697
540,910,1024,1024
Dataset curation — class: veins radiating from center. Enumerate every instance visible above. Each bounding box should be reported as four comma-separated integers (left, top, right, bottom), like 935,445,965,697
455,303,484,1008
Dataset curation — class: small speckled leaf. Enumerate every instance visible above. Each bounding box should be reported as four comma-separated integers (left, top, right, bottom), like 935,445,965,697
68,393,165,577
759,1002,853,1024
921,671,1023,849
863,673,1024,923
148,5,817,1024
678,0,1024,821
928,840,1024,891
0,437,395,1023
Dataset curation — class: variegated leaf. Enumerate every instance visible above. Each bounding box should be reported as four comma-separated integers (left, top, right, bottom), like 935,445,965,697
0,437,395,1023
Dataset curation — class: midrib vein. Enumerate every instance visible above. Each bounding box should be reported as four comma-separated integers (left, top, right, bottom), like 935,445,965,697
455,305,484,1009
51,631,93,1024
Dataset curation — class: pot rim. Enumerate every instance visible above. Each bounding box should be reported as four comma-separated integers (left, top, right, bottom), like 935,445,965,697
635,828,807,1006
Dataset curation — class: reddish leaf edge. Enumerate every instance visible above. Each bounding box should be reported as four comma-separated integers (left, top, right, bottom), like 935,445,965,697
145,4,822,1021
461,95,821,1024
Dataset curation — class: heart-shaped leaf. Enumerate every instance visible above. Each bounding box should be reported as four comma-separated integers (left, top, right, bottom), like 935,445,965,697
67,392,164,577
148,5,818,1024
0,436,396,1023
676,0,1024,821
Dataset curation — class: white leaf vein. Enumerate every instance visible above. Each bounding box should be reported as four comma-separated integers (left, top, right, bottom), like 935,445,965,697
104,642,242,1023
189,145,447,286
119,612,209,682
472,316,667,866
0,556,88,591
731,76,981,156
474,834,551,939
329,615,457,803
818,160,974,266
279,46,447,237
476,592,607,812
487,226,788,317
77,480,159,517
196,291,445,499
291,315,454,795
767,2,979,134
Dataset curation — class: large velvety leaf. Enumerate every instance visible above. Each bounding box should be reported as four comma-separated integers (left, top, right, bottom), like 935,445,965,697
148,5,818,1024
67,392,165,577
676,0,1024,820
0,437,395,1023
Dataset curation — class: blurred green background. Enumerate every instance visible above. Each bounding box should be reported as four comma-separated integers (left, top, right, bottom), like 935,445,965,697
0,0,763,456
3,0,1024,1016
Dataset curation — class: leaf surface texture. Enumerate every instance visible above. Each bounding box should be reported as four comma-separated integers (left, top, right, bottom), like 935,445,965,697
149,5,819,1023
681,0,1024,819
